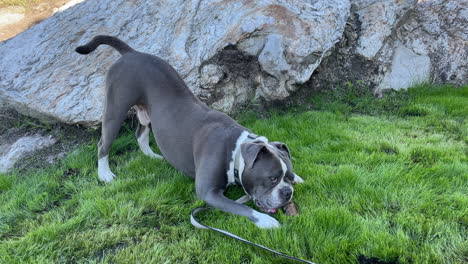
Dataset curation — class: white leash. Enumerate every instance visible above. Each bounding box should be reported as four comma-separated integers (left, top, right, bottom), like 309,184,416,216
190,207,318,264
191,132,317,263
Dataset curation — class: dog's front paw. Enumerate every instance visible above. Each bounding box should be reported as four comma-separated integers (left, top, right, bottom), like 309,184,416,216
252,211,280,229
98,157,116,182
293,173,304,184
98,169,116,182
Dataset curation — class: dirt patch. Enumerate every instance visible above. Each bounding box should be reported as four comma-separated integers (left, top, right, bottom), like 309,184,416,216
358,255,399,264
198,44,261,106
0,109,98,173
0,0,71,42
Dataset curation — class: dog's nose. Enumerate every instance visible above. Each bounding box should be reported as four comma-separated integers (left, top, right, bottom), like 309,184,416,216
280,188,292,200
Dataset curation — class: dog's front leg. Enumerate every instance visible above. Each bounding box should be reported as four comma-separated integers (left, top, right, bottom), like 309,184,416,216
195,161,279,229
208,189,279,229
201,188,280,229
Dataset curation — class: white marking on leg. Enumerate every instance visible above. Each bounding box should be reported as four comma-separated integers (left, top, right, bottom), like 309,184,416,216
137,126,163,159
293,173,304,184
98,155,116,182
252,210,280,229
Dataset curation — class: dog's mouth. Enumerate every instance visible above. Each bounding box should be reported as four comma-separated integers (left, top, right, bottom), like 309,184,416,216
255,200,278,214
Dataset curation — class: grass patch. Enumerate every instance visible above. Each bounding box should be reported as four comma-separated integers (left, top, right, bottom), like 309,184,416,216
0,84,467,263
0,0,38,8
0,0,62,9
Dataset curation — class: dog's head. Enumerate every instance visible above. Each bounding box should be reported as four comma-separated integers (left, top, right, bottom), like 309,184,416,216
240,141,299,214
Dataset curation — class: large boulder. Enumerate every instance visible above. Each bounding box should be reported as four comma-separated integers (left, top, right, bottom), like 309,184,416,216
1,0,466,127
310,0,467,93
0,0,350,127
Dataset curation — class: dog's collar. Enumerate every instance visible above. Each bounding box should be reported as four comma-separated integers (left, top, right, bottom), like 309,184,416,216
227,131,268,195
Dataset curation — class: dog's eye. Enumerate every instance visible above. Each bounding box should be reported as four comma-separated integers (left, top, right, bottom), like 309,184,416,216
270,177,279,183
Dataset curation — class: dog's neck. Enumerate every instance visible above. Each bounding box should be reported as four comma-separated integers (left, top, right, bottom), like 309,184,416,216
227,131,268,194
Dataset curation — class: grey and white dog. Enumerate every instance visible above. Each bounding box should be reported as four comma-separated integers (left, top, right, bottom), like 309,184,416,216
75,36,304,228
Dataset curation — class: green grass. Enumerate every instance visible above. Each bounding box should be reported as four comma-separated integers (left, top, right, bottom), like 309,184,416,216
1,84,467,263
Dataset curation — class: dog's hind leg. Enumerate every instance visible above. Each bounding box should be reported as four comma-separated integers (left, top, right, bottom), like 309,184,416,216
135,105,163,159
97,84,136,182
98,118,124,182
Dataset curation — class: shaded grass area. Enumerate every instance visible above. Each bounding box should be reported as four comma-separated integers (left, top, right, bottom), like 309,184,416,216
0,84,467,263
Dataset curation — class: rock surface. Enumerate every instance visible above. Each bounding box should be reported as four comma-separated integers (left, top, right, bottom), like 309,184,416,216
0,0,466,127
0,135,56,173
385,0,467,89
311,0,467,94
0,0,350,127
378,44,431,91
352,0,417,60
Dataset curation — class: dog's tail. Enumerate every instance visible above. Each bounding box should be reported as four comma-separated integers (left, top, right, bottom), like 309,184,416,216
75,35,134,56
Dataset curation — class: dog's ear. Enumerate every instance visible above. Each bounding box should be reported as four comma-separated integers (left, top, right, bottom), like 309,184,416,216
241,143,271,168
270,142,290,158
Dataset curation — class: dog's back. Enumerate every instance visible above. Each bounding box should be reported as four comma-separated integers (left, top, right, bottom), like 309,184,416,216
75,36,238,179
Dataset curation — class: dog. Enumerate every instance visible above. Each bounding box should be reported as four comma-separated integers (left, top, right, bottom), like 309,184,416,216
75,35,304,228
